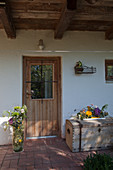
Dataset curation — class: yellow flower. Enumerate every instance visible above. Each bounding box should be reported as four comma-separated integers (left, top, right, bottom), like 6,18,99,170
86,111,92,116
19,139,22,143
91,117,99,119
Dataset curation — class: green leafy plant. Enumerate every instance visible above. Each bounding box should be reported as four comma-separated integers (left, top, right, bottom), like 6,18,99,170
83,152,113,170
3,105,27,152
75,61,83,68
3,105,27,130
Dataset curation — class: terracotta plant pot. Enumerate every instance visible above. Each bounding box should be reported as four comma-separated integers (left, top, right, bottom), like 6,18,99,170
74,66,84,73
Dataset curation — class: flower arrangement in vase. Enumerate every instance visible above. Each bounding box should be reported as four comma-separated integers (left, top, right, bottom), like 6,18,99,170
71,104,108,120
3,105,27,152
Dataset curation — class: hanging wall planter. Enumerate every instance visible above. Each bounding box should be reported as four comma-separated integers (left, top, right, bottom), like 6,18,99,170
74,61,84,73
74,66,84,73
74,61,96,74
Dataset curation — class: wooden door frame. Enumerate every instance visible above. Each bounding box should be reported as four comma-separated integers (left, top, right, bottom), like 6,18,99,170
22,56,62,139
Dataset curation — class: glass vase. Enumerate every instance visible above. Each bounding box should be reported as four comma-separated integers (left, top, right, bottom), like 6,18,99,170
13,127,24,152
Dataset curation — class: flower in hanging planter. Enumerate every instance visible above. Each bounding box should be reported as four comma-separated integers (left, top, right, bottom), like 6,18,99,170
74,61,84,73
75,61,83,68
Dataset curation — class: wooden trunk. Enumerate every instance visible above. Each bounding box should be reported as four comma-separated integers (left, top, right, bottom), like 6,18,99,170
66,118,113,152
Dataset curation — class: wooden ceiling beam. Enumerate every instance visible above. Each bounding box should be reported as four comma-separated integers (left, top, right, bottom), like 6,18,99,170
54,0,77,39
105,25,113,40
67,0,77,10
12,6,113,22
9,0,63,3
84,0,104,5
85,0,98,4
0,0,16,38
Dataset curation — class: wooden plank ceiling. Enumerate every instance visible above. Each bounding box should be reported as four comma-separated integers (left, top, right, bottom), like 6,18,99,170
0,0,113,40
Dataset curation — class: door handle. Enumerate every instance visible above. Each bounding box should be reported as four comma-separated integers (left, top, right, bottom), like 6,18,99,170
26,92,31,95
26,90,31,98
26,90,31,95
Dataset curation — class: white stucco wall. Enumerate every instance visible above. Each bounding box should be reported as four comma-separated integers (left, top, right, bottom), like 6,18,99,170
0,30,113,142
0,117,13,145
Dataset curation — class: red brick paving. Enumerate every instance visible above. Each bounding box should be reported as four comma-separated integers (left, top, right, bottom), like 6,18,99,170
0,137,113,170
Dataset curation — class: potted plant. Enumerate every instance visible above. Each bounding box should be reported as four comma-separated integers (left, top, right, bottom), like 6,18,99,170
83,152,113,170
3,105,27,152
70,104,108,120
74,61,84,73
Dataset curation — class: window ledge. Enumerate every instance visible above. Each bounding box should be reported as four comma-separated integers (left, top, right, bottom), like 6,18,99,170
106,80,113,83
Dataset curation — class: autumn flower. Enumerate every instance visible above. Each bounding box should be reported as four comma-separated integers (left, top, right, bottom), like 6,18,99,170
3,105,27,130
9,118,13,125
94,107,101,116
19,139,22,143
76,104,108,120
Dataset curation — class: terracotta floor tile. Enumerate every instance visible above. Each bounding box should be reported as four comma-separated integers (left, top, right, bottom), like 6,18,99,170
26,166,34,170
0,138,113,169
0,159,4,164
34,158,43,164
34,163,43,168
1,168,17,170
42,158,51,164
2,160,10,168
18,167,26,170
51,162,72,168
5,155,19,161
10,159,18,168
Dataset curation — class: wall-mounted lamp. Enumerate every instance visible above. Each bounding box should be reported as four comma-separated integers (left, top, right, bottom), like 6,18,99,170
38,39,45,50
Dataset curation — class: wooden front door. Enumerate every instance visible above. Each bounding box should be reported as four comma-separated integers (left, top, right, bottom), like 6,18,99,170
23,57,61,138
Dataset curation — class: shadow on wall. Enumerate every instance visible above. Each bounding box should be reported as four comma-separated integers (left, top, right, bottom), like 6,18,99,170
0,117,13,145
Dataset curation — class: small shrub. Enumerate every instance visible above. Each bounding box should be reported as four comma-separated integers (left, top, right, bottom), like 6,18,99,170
83,152,113,170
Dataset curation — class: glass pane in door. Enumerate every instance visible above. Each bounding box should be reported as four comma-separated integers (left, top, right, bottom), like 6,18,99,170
31,65,53,99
